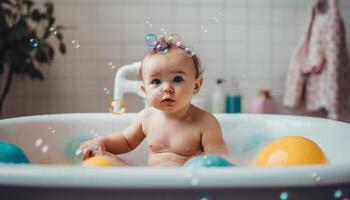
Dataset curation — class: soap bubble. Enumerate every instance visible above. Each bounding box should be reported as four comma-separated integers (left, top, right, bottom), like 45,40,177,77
103,87,110,95
212,11,223,23
280,191,288,200
145,20,153,28
334,189,343,198
108,62,116,70
191,177,200,186
29,38,39,48
156,43,169,54
167,33,182,45
49,26,58,35
35,138,43,147
41,144,49,153
109,99,126,115
160,28,167,36
145,33,158,47
312,172,322,183
71,40,81,49
200,25,208,33
185,46,196,57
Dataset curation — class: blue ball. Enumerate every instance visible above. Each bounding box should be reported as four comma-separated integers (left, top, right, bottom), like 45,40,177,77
0,141,30,164
184,154,235,168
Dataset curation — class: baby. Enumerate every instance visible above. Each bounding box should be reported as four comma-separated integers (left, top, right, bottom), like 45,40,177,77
80,34,234,167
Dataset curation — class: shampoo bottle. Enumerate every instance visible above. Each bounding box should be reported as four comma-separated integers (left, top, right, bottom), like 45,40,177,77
226,77,241,113
211,79,226,113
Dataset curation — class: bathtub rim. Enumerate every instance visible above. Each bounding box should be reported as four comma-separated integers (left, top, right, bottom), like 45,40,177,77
0,163,349,189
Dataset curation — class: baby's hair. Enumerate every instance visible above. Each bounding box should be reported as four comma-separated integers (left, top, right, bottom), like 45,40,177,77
139,34,203,80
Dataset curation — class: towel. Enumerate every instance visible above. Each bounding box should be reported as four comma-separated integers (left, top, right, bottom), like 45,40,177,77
284,0,350,120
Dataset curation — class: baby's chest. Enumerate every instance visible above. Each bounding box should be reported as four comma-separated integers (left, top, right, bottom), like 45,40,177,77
145,125,202,155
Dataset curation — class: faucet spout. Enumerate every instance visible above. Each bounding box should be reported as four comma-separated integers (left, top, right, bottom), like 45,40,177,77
113,62,148,112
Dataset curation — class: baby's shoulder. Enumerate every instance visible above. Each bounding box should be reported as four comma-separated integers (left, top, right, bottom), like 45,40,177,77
192,106,219,125
137,107,155,121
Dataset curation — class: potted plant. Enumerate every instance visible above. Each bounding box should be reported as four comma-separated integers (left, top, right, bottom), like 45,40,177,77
0,0,66,114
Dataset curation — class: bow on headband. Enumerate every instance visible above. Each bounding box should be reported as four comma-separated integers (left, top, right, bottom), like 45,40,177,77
144,33,196,56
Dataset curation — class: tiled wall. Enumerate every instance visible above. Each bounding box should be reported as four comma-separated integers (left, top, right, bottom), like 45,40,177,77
1,0,350,121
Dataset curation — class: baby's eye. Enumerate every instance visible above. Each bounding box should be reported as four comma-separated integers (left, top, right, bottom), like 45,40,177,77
150,79,161,85
173,75,184,83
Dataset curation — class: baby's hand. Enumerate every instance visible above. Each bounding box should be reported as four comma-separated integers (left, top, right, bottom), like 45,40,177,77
80,139,106,160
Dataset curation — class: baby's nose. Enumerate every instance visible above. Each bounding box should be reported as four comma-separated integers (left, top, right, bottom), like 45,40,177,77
163,83,174,94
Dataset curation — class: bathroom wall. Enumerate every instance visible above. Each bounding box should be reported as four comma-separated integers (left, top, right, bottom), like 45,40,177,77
1,0,350,121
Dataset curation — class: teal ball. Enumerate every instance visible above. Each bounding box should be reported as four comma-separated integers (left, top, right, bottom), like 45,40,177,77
184,154,234,168
0,141,30,164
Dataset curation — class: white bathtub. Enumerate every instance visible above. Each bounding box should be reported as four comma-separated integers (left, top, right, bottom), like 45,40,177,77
0,113,349,200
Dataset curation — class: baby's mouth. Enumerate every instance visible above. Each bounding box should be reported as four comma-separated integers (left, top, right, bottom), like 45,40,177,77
161,98,175,103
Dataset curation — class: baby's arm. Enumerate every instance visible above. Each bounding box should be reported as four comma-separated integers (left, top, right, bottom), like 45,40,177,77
200,112,236,164
81,110,146,160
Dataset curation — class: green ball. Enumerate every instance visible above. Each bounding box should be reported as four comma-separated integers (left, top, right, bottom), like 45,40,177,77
0,141,30,164
184,154,234,168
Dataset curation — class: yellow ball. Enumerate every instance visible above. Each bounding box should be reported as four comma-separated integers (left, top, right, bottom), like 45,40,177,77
255,136,328,167
83,156,113,167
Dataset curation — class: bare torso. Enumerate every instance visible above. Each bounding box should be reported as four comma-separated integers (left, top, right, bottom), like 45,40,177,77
142,106,204,166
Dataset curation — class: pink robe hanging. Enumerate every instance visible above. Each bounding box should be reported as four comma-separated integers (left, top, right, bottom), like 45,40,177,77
284,0,350,121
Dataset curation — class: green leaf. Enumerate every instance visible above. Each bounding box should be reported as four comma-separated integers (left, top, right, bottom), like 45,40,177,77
44,2,54,15
56,32,63,40
59,42,66,54
23,0,34,10
31,9,41,21
34,43,53,64
28,65,44,80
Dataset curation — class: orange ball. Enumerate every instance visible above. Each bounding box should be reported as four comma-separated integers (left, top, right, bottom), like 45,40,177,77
83,156,113,167
255,136,328,167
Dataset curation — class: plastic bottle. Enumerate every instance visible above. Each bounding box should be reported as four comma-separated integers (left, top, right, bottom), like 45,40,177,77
225,77,241,113
251,89,275,114
211,79,226,113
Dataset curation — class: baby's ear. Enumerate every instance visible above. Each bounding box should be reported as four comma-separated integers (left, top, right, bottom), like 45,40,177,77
140,83,146,94
193,76,203,95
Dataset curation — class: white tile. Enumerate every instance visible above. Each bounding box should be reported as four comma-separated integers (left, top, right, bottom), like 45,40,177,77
225,43,248,61
197,44,224,62
248,45,272,62
225,25,248,42
75,23,123,43
225,7,248,25
48,98,73,113
247,61,273,79
123,22,147,43
198,24,224,42
72,97,99,112
273,25,298,45
272,0,296,8
272,8,297,26
49,80,75,98
249,25,272,44
74,80,101,97
174,6,198,23
24,98,49,115
76,5,122,23
123,5,147,22
148,5,174,22
249,7,272,25
173,24,198,43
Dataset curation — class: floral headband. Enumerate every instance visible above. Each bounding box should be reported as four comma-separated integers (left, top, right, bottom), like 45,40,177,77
143,33,203,78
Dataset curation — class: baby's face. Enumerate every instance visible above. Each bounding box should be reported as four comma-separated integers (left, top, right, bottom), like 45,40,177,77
141,48,202,113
